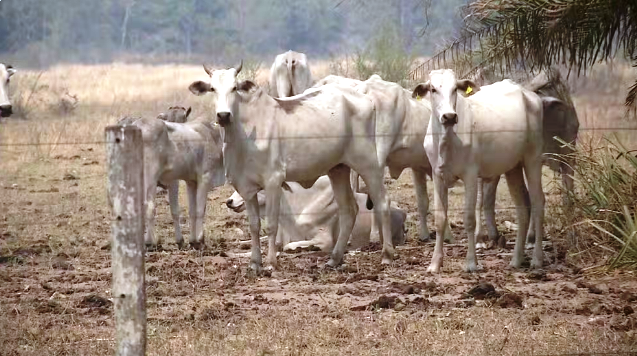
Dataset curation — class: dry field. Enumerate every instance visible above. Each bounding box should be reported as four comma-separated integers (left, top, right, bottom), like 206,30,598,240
1,61,637,355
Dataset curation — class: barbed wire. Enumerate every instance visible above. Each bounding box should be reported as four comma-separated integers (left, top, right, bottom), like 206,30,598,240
0,126,636,148
0,204,575,229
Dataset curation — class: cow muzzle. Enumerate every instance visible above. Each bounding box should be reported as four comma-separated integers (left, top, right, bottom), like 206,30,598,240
441,112,457,126
226,198,245,212
217,112,232,126
0,104,13,117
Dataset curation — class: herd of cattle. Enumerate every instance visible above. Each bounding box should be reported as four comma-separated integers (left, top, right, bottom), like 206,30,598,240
0,50,580,274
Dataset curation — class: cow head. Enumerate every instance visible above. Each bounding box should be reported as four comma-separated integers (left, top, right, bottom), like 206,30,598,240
412,69,479,127
0,63,17,118
157,106,191,123
188,61,257,127
225,190,266,213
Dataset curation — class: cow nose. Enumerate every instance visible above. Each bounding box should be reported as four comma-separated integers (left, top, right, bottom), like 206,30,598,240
442,113,457,126
0,104,12,117
217,112,231,126
225,198,233,208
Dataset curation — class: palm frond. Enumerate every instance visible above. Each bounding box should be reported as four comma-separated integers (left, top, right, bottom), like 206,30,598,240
411,0,637,111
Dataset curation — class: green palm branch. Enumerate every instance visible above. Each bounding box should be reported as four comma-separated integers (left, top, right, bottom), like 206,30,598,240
410,0,637,112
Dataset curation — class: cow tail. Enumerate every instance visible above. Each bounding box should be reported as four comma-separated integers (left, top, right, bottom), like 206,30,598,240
366,194,374,210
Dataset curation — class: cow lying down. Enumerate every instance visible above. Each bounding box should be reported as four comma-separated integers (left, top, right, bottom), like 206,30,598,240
225,176,407,253
117,109,225,249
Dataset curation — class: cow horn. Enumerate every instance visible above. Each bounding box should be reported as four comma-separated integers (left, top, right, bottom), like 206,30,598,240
234,60,243,74
203,64,213,76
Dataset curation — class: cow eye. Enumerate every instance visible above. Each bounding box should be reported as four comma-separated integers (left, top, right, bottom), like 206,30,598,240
430,88,436,93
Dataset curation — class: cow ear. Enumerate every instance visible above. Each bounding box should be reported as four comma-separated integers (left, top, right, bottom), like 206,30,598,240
457,79,480,97
237,80,257,94
189,81,211,96
412,82,431,100
157,113,167,121
7,67,16,77
186,107,192,118
542,96,567,112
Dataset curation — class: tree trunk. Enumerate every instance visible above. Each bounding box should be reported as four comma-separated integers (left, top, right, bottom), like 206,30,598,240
120,1,135,51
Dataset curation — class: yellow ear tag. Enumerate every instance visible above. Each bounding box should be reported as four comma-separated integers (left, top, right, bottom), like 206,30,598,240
416,94,422,101
465,86,473,95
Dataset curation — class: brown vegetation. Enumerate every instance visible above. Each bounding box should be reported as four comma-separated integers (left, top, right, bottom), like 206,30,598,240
1,60,637,355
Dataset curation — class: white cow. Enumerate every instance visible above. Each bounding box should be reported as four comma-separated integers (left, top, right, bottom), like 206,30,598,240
188,63,394,272
474,69,579,249
0,63,16,117
157,106,191,123
314,74,453,243
225,176,407,252
117,113,225,249
412,69,545,272
269,50,313,98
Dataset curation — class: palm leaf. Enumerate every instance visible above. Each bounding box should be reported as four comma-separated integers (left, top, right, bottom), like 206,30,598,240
411,0,637,113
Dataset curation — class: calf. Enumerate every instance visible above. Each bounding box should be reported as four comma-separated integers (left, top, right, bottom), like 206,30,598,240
157,106,191,123
225,176,407,252
0,63,16,117
117,112,224,249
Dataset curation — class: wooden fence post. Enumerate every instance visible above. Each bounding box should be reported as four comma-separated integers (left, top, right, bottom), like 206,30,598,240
106,125,146,356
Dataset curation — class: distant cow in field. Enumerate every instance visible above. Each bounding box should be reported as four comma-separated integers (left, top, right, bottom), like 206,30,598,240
0,63,16,117
157,106,191,123
269,50,313,98
225,176,407,253
117,109,225,249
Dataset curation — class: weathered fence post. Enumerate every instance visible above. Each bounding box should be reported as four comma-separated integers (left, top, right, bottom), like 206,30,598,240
106,125,146,356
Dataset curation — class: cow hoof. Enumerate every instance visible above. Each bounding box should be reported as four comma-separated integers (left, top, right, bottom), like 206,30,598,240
381,257,392,265
497,236,507,249
176,241,185,250
508,260,522,270
530,258,543,269
250,262,261,274
145,243,159,252
419,233,432,243
325,258,341,269
190,241,205,250
426,264,441,274
464,263,483,273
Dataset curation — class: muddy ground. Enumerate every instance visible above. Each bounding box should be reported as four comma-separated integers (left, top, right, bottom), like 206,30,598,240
1,146,637,355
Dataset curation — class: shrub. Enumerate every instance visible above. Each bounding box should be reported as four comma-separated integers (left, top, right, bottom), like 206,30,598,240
558,135,637,269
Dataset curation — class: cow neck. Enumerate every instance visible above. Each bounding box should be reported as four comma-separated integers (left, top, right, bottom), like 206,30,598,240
430,109,456,184
223,88,277,147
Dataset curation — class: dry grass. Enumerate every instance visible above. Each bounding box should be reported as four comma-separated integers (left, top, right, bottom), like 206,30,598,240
1,60,637,355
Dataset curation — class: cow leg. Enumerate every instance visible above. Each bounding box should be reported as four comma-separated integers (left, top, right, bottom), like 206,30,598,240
428,173,448,273
350,170,361,193
561,161,575,208
362,172,394,265
326,165,358,267
186,181,200,249
463,170,480,272
521,182,535,248
144,182,159,248
412,168,431,242
245,195,262,272
525,159,545,269
167,181,183,248
481,176,502,249
475,178,486,248
506,165,531,269
192,179,209,249
265,176,284,269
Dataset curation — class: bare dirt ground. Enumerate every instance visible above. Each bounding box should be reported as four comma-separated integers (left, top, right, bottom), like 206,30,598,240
1,62,637,355
1,145,637,356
